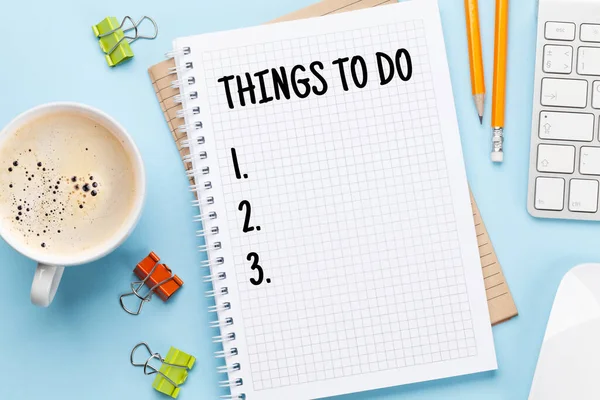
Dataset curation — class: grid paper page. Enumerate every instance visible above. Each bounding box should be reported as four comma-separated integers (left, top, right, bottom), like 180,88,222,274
175,1,496,399
148,0,517,326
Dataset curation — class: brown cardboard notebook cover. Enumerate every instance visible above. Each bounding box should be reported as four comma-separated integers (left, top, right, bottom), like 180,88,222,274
147,0,517,325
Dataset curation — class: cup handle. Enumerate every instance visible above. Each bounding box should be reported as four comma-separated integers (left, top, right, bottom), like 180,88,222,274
31,264,65,307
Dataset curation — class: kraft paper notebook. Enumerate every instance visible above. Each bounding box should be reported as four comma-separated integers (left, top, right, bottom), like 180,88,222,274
148,0,518,327
149,1,513,398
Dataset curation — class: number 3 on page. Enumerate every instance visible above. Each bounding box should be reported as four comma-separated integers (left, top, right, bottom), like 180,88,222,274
247,252,270,285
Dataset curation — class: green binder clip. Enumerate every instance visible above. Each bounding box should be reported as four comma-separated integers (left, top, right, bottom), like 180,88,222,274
131,342,195,398
92,16,158,67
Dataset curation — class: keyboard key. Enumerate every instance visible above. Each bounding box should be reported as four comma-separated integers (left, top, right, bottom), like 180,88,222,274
543,45,573,74
540,78,587,108
580,146,600,175
577,47,600,75
569,179,599,212
581,24,600,42
535,177,565,211
545,22,576,41
539,112,593,141
537,144,576,173
592,81,600,108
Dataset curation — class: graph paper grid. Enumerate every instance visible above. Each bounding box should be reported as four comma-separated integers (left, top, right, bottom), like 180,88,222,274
197,20,476,392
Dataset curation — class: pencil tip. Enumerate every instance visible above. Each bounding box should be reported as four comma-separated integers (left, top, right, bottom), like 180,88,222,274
479,116,483,124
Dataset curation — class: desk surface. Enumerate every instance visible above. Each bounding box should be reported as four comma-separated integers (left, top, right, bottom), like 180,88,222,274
0,0,595,399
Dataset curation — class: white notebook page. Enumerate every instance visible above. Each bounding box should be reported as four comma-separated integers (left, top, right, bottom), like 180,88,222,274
174,1,496,398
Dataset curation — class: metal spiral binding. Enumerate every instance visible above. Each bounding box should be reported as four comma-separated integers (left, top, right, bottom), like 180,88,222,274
186,166,210,178
174,91,198,104
208,302,231,313
205,287,228,297
191,196,215,207
198,242,221,252
219,378,243,388
168,46,243,398
203,272,226,283
215,348,239,358
189,180,212,191
193,211,217,222
171,76,196,88
210,317,234,329
213,332,236,343
176,106,200,118
178,121,203,134
179,136,205,148
168,62,193,75
200,257,225,268
196,226,219,237
217,363,241,373
183,151,207,164
164,47,190,58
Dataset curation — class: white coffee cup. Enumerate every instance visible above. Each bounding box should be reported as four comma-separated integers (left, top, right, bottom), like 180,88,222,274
0,102,146,307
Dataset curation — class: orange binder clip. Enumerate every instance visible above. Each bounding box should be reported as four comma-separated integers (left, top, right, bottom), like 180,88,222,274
120,252,184,315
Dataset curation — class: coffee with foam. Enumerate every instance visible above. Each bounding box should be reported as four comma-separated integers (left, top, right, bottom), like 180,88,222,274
0,112,138,256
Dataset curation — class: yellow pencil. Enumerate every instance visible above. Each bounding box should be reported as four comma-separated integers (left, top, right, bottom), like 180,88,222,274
465,0,486,124
491,0,508,162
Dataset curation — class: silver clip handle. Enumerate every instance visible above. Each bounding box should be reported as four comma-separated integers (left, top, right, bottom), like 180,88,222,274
130,342,191,389
119,260,175,315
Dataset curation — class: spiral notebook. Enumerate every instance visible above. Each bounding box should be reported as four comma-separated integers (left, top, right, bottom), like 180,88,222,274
148,0,517,328
165,0,497,398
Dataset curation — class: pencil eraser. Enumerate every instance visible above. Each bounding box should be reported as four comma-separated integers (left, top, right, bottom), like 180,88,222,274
491,152,503,163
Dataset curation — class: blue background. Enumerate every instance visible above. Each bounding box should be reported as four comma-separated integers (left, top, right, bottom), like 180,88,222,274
0,0,593,399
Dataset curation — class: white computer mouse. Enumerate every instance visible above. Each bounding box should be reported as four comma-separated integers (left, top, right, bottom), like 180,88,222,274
529,263,600,400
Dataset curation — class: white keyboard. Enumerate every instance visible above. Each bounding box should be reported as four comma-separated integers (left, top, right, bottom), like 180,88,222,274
528,0,600,221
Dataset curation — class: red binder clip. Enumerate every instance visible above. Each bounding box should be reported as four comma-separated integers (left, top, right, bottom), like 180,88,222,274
120,252,184,315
